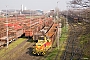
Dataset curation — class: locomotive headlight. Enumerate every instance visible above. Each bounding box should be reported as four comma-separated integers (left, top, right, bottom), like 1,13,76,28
36,47,38,50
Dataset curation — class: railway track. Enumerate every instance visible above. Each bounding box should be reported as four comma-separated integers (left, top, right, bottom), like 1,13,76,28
0,37,44,60
59,22,83,60
12,40,44,60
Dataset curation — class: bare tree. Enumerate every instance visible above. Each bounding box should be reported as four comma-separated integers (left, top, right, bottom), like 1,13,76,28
70,0,90,8
67,0,90,22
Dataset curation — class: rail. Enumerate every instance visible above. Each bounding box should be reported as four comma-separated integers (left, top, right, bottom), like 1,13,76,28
61,22,83,60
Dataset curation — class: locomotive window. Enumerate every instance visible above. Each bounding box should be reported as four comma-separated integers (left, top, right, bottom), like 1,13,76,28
38,45,41,46
38,37,44,40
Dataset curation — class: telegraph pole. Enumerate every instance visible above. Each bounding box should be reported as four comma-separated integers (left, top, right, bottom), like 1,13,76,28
30,10,31,28
57,1,60,49
6,6,9,48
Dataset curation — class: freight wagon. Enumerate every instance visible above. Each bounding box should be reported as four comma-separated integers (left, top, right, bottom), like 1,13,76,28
0,22,23,47
0,15,33,47
25,17,53,37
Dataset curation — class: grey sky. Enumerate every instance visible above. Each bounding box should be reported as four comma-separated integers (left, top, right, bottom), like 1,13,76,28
0,0,71,11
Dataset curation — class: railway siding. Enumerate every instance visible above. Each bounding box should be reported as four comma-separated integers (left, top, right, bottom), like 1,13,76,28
60,22,84,60
0,38,27,60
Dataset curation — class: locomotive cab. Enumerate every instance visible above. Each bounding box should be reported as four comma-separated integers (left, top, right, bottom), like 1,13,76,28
38,36,51,45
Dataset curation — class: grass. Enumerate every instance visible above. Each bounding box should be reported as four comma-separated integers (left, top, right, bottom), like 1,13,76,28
79,33,90,59
80,33,90,45
46,49,58,60
4,42,30,60
79,23,90,59
46,24,68,60
0,38,27,58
